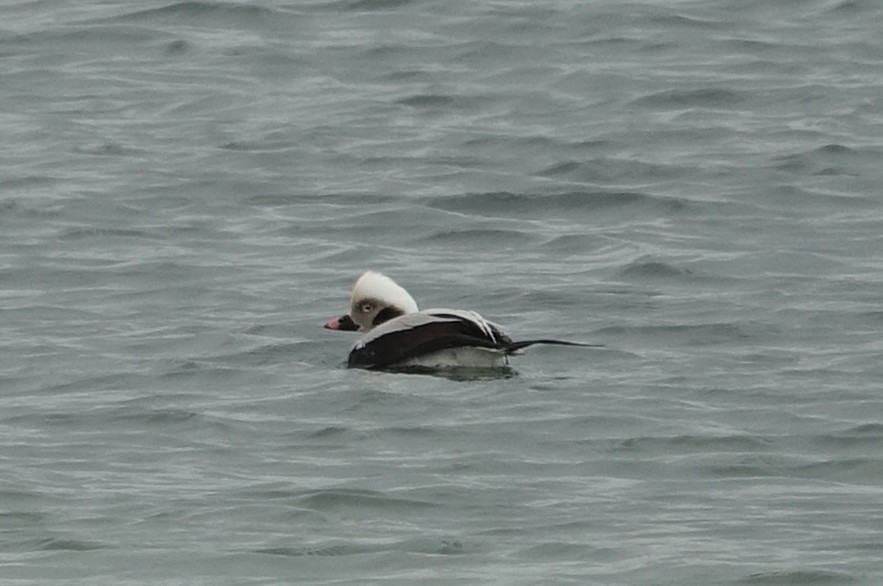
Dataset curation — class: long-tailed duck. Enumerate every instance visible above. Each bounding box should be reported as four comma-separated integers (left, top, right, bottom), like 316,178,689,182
324,271,596,370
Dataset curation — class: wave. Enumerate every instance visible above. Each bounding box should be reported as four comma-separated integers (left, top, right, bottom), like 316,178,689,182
428,190,686,216
111,1,278,24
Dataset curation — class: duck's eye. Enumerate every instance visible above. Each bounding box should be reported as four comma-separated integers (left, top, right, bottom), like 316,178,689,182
360,303,373,313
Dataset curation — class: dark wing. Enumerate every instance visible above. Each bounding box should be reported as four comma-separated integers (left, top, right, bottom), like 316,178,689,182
425,310,514,347
347,310,508,369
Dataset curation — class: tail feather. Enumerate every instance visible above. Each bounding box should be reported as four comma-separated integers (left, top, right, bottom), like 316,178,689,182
504,339,603,354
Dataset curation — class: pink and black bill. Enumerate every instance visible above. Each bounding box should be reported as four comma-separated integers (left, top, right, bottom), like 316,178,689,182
324,314,359,331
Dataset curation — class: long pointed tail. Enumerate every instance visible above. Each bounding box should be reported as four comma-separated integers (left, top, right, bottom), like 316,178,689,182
504,339,603,354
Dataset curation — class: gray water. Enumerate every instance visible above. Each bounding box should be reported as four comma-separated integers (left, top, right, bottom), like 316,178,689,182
2,0,882,584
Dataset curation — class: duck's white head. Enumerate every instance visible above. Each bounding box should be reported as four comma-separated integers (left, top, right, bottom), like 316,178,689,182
324,271,419,333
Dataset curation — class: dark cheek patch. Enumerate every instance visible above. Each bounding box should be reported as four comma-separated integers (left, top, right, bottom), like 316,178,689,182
372,306,405,327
